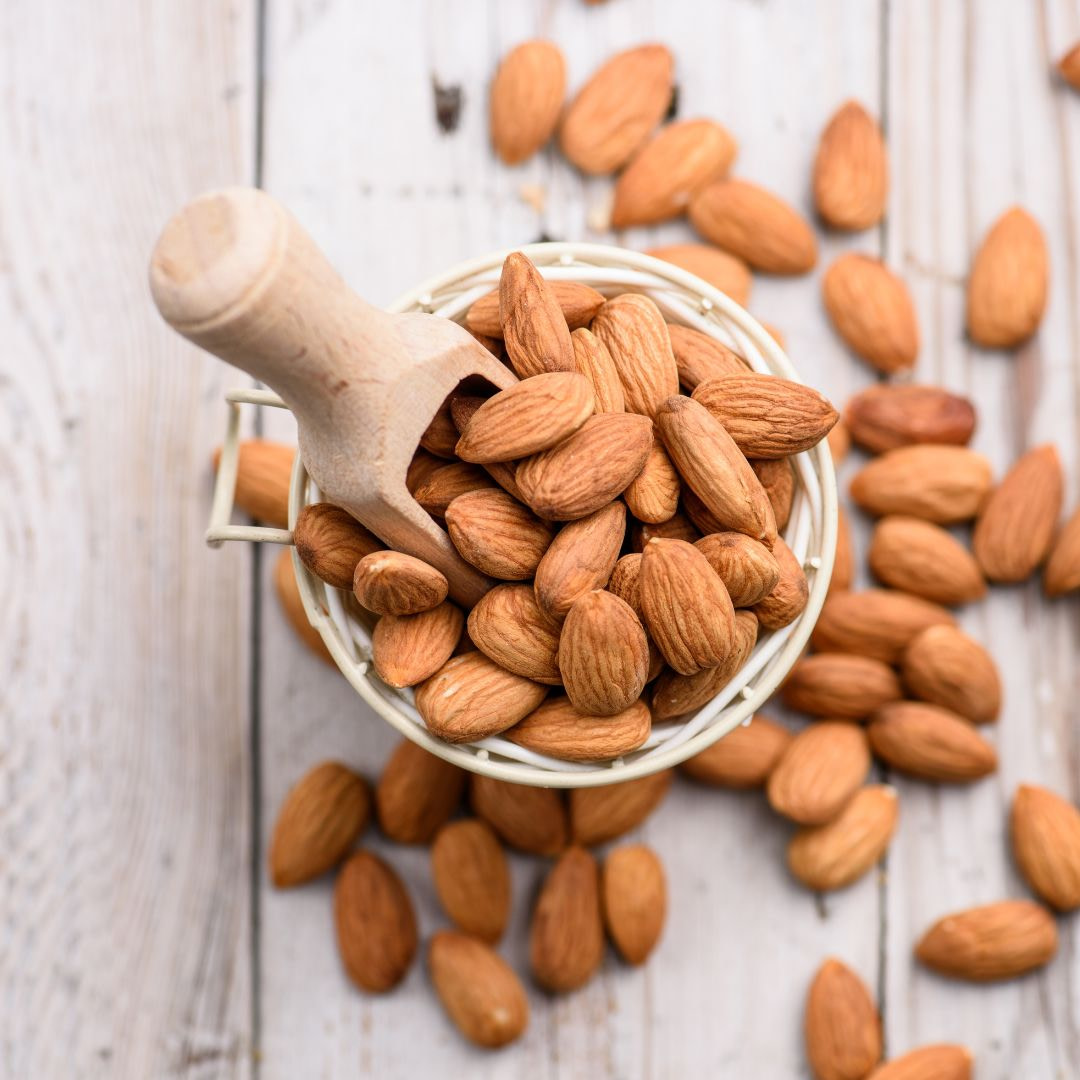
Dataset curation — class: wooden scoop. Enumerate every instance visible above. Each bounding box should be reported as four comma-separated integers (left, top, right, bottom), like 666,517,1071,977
149,187,516,607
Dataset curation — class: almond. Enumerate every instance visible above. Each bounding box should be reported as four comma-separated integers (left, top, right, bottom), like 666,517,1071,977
867,702,997,782
273,548,335,666
375,739,466,844
414,462,497,517
269,761,370,887
767,723,871,825
788,786,899,892
1059,42,1080,90
752,457,796,533
534,502,627,617
689,178,818,274
431,819,511,942
822,254,919,374
868,516,986,606
214,438,294,528
830,505,855,594
591,293,679,417
782,653,902,719
570,327,626,413
967,206,1048,347
867,1045,973,1080
467,328,503,359
606,552,642,615
849,445,993,523
334,850,417,992
650,608,758,720
915,899,1057,981
809,588,954,664
415,652,548,743
467,584,562,684
372,602,465,688
753,536,809,630
445,488,554,579
420,394,460,458
569,769,673,846
844,384,977,453
624,435,681,523
516,412,653,520
1010,784,1080,912
470,775,568,855
601,844,666,964
973,443,1063,582
632,510,703,550
489,40,565,165
499,252,576,378
407,447,450,494
639,538,736,675
454,372,594,463
812,100,888,231
612,119,737,227
559,590,649,715
530,847,605,992
1044,505,1080,597
667,323,748,391
428,931,528,1048
695,532,781,606
449,398,523,505
656,395,777,544
680,713,792,788
467,279,605,339
558,44,674,175
901,624,1001,723
804,957,883,1080
692,373,839,458
827,419,851,464
294,502,382,589
352,550,448,614
507,697,651,762
647,245,752,308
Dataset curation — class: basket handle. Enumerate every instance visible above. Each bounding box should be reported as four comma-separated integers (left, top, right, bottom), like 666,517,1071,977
206,388,295,547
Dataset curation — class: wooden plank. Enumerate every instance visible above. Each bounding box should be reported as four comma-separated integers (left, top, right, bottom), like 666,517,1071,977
0,2,257,1077
882,0,1080,1075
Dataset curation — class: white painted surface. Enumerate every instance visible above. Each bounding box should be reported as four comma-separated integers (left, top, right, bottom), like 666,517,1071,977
2,0,1079,1076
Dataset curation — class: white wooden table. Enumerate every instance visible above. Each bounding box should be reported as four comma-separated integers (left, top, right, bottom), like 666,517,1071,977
4,1,1080,1076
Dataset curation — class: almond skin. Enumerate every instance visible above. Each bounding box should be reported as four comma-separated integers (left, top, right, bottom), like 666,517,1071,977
624,435,681,524
516,412,653,520
692,374,839,459
420,394,460,458
656,395,777,545
813,100,888,231
372,602,465,688
680,713,792,788
695,532,781,607
375,739,466,844
467,584,562,684
269,761,370,887
809,588,954,664
445,488,554,580
782,653,902,720
499,251,576,378
915,900,1057,981
632,510,703,550
415,652,548,743
569,770,673,846
844,384,977,453
507,697,651,762
767,723,871,826
901,624,1001,723
413,462,497,517
470,775,568,855
752,457,795,533
972,444,1063,582
639,538,736,675
602,844,667,965
294,503,382,589
647,244,753,307
273,548,335,667
558,590,649,715
866,1045,973,1080
352,550,448,614
849,445,993,523
667,323,748,390
788,786,899,892
1010,784,1080,912
570,327,626,413
558,44,674,175
489,40,565,165
1043,506,1080,597
431,819,511,943
689,178,818,274
612,119,737,227
822,254,919,374
967,206,1048,347
868,516,986,606
428,931,528,1049
214,438,294,528
867,702,997,782
607,553,643,618
753,536,809,630
804,957,883,1080
334,851,417,992
467,280,605,338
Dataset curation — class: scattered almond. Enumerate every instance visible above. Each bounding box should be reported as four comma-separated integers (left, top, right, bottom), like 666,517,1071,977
602,844,667,964
489,40,566,165
569,770,673,846
431,819,511,942
273,548,335,666
471,776,568,855
375,739,466,844
767,723,871,826
1044,505,1080,597
804,957,883,1080
372,602,465,688
868,516,986,606
782,653,902,720
1010,784,1080,912
844,384,977,454
214,438,294,528
1059,42,1080,90
812,100,888,231
900,624,1001,723
867,702,997,782
680,713,792,788
827,419,851,464
646,244,753,307
294,502,382,589
866,1045,973,1080
830,505,854,594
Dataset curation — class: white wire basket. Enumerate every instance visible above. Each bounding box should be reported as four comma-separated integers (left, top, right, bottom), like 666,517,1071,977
208,243,837,788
